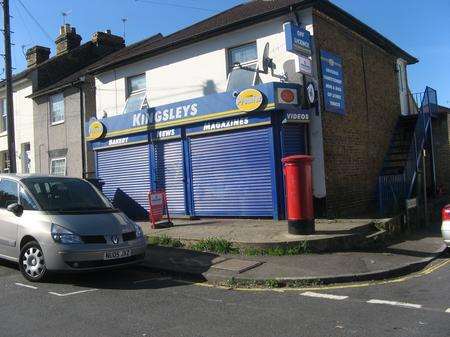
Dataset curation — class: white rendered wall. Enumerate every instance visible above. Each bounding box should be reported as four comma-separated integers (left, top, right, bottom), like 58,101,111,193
0,81,35,173
95,10,313,118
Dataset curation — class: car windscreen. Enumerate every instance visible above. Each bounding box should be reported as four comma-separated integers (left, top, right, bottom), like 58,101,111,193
21,177,114,212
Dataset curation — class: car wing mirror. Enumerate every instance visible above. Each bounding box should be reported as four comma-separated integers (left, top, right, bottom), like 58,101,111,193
7,203,24,217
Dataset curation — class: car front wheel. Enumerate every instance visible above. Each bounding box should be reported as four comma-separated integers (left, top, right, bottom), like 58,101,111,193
19,241,48,282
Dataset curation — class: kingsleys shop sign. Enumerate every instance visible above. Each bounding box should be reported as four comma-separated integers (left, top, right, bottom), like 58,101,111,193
284,22,312,56
87,83,303,140
320,50,346,115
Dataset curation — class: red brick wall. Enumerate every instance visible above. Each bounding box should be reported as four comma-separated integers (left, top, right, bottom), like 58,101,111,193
433,113,450,193
313,11,401,216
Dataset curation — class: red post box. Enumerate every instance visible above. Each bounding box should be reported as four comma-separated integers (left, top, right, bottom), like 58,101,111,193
282,155,315,235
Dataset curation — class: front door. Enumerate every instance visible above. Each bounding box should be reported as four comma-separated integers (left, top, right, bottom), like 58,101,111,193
0,178,19,259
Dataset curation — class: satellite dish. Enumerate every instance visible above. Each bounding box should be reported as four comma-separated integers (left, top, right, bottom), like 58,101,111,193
261,42,273,74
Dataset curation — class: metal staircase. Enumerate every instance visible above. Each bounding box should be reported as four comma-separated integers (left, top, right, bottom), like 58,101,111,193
378,87,438,215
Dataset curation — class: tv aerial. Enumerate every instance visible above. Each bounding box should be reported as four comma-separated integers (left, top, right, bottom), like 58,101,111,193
62,10,72,25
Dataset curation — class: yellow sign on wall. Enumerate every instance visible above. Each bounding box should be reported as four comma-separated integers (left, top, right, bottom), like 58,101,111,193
89,120,105,140
236,89,264,112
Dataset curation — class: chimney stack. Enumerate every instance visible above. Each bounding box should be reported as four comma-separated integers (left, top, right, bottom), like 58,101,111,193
55,24,82,55
25,46,51,68
91,30,125,50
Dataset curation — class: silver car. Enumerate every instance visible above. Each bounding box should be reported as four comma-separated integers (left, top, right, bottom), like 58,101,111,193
0,174,147,282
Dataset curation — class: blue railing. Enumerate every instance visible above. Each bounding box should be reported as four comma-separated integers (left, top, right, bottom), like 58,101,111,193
378,87,437,215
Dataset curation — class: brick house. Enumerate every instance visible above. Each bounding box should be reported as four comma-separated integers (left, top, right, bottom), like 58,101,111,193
85,0,418,219
30,25,124,178
0,24,124,178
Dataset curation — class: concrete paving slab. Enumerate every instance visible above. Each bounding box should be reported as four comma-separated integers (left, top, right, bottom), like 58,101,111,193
140,218,379,252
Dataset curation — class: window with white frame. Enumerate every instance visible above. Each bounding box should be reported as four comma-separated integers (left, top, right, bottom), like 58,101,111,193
226,42,258,92
50,158,66,176
50,93,65,124
123,74,146,114
0,99,7,132
1,151,10,173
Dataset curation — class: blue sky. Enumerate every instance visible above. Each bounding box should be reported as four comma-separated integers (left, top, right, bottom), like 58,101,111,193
3,0,450,106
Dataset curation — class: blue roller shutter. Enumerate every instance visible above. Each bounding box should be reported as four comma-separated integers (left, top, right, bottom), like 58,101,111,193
96,144,150,220
282,124,306,156
154,140,186,215
190,127,274,217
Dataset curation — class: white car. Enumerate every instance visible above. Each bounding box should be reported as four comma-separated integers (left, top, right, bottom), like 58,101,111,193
442,205,450,247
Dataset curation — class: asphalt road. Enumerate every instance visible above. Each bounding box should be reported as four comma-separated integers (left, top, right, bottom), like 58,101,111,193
0,253,449,337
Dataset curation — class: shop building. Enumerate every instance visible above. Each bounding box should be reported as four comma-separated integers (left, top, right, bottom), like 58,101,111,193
87,0,418,219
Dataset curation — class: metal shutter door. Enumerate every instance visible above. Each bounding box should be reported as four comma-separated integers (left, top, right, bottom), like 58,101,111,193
282,124,306,156
190,127,274,217
97,144,150,219
155,140,185,215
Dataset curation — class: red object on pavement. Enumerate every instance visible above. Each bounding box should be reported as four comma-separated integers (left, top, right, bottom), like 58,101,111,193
282,155,314,235
148,191,172,229
442,205,450,221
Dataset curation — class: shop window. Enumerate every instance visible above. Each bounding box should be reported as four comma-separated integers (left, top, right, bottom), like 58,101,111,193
0,98,7,132
21,143,31,174
0,178,18,208
50,93,65,125
123,74,146,114
226,42,258,92
50,157,66,176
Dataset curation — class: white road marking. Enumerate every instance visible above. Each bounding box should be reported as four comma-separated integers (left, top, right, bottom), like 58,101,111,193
15,282,37,290
367,299,422,309
48,289,98,297
445,308,450,313
301,291,348,300
133,277,172,284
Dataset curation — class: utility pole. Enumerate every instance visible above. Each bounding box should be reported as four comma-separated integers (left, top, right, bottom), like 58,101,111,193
3,0,16,173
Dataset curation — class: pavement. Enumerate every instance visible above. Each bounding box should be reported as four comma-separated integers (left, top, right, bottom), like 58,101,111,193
141,218,390,252
0,251,448,337
142,231,447,285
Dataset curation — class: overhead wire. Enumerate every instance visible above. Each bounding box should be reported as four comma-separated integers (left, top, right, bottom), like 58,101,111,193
12,0,35,62
15,0,54,45
134,0,219,13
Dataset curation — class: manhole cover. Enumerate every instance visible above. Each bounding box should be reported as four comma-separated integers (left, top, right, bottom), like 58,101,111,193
212,259,263,273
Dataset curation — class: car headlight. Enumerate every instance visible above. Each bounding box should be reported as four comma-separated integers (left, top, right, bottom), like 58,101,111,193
133,222,144,238
51,224,82,244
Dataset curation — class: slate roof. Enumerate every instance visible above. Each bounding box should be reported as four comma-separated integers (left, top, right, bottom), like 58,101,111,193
86,0,417,75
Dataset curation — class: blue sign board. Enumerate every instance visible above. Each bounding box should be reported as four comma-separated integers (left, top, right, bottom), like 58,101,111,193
91,132,149,150
186,113,271,136
87,82,304,142
320,50,346,115
284,22,312,56
151,128,182,141
282,108,314,124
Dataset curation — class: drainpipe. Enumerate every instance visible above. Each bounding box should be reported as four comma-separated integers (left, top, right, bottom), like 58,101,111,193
76,77,86,179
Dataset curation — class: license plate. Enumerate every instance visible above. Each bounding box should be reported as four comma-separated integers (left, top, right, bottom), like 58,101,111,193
104,249,132,260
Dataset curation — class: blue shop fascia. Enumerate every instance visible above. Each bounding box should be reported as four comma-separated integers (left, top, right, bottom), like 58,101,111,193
87,82,314,220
